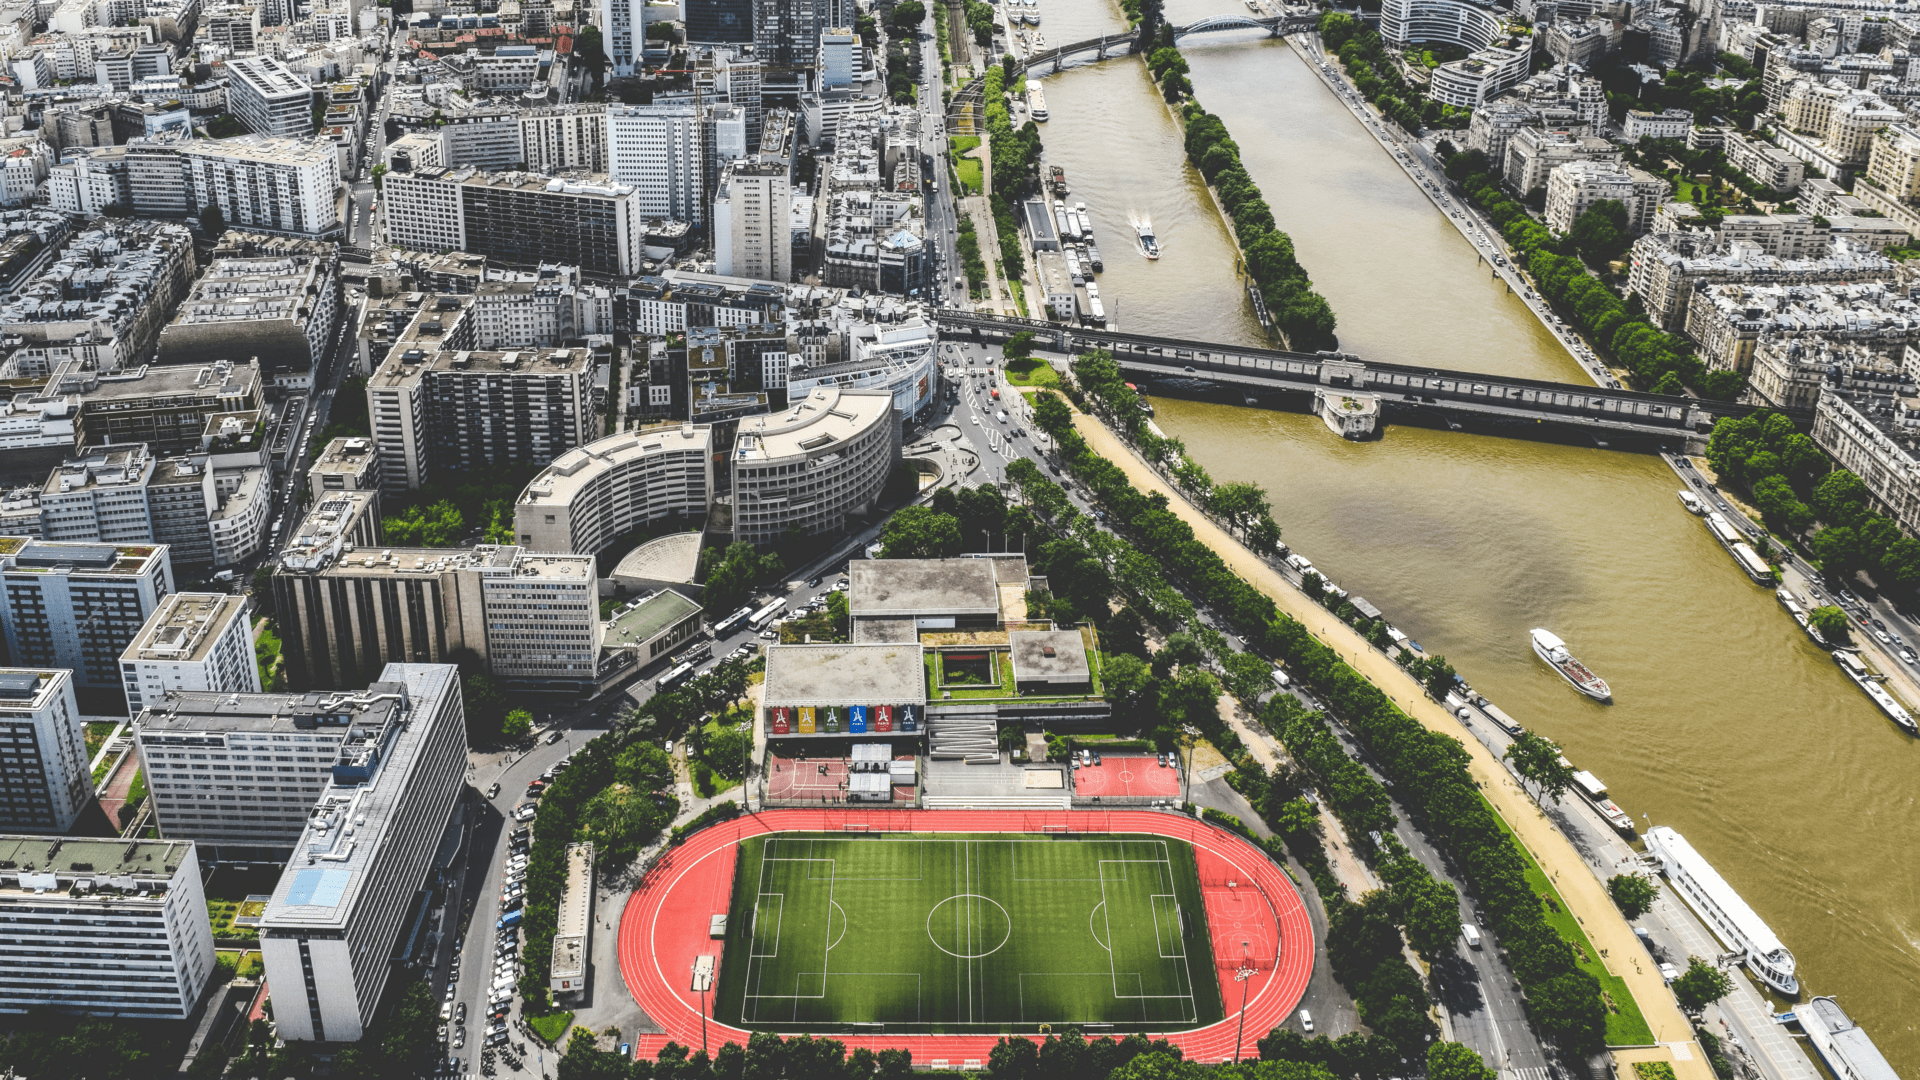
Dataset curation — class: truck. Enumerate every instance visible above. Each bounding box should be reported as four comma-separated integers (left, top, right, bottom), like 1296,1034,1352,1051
1475,697,1526,736
1462,924,1481,949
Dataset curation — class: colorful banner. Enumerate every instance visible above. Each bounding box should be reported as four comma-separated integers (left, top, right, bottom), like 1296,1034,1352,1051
849,705,868,734
874,705,892,733
770,707,790,736
824,706,842,733
798,706,816,734
899,705,919,733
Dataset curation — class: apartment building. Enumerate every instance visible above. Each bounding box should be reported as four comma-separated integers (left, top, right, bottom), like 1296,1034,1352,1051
519,103,608,173
120,593,259,720
159,250,340,389
0,669,88,834
513,425,714,555
472,265,617,348
0,836,214,1018
39,444,158,545
0,538,173,689
1503,128,1620,194
228,55,314,138
607,104,704,224
367,343,592,488
260,664,466,1041
731,386,896,545
1628,232,1898,329
1622,107,1693,142
177,136,343,241
307,437,380,501
0,220,196,373
1684,280,1920,374
1544,159,1669,236
715,159,793,282
625,270,788,335
383,167,645,276
1811,379,1920,537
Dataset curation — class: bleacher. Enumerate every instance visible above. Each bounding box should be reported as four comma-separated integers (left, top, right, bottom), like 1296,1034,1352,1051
928,713,998,764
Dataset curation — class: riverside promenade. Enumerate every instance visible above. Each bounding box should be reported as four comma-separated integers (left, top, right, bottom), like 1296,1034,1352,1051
1066,407,1715,1080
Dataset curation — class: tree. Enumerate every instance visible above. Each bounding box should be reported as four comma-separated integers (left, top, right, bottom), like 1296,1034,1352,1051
1526,968,1608,1052
501,708,533,741
1504,731,1576,803
880,506,963,558
1671,957,1735,1012
1004,331,1037,359
987,1037,1038,1080
1567,199,1630,264
1033,391,1072,436
702,726,753,780
1273,797,1318,837
699,542,785,612
1607,872,1657,918
1808,605,1850,643
889,0,925,29
199,203,226,237
1427,1042,1497,1080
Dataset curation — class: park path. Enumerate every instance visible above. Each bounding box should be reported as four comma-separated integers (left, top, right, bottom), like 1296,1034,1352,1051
1067,410,1714,1078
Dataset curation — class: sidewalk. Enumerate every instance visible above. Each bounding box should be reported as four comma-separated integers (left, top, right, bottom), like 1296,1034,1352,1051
1068,408,1714,1080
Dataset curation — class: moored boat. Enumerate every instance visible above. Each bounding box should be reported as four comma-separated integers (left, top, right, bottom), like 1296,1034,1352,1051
1646,826,1799,996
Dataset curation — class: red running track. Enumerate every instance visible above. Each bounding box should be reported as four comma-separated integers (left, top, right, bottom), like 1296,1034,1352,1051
617,809,1313,1064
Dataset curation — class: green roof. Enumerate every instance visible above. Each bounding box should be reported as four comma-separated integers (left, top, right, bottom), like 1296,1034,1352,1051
606,590,702,645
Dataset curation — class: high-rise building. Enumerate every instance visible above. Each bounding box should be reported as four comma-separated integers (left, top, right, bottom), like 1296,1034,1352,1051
601,0,641,76
365,345,593,489
715,160,793,282
480,553,599,684
607,105,705,224
513,426,714,556
120,593,260,718
519,104,609,173
688,0,755,45
177,137,342,240
756,0,842,68
0,669,88,834
820,27,857,89
381,167,645,276
0,835,215,1018
227,56,316,139
132,682,405,860
0,538,173,690
259,664,467,1042
696,48,764,150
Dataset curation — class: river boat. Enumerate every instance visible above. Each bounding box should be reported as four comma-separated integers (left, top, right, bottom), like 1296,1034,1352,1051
1135,217,1160,259
1677,489,1704,514
1530,628,1611,701
1569,768,1635,834
1646,826,1799,996
1086,243,1103,271
1775,587,1829,648
1729,542,1775,584
1027,3,1039,24
1026,80,1047,122
1833,650,1919,735
1050,165,1067,196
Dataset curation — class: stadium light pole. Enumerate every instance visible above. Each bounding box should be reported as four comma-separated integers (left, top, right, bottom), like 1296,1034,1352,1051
1233,945,1255,1063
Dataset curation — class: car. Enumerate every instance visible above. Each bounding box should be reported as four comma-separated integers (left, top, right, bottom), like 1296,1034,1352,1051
545,729,564,744
1298,1009,1313,1032
523,786,544,799
970,416,979,425
484,782,500,799
663,740,674,754
759,629,777,639
806,576,823,587
1158,752,1167,767
1091,751,1102,765
1183,365,1197,374
441,1002,454,1021
512,803,537,822
456,1003,467,1024
1659,961,1680,982
453,1031,466,1050
1874,618,1889,631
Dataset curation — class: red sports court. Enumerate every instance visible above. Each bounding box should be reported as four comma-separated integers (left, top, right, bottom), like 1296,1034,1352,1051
1072,754,1182,798
764,753,850,801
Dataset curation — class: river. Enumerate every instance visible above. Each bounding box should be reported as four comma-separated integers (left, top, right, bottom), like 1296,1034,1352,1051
1029,3,1920,1069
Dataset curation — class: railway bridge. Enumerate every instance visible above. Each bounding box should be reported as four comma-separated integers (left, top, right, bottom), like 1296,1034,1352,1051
934,311,1772,446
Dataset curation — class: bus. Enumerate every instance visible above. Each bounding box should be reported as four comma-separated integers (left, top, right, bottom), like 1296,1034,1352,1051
655,661,696,692
675,641,713,666
713,605,755,637
748,597,787,631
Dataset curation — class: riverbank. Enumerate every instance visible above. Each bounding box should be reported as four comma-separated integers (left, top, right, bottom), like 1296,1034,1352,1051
1065,405,1714,1080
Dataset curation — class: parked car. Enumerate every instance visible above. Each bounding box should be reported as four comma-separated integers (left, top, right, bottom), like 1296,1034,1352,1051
512,804,537,822
484,782,500,799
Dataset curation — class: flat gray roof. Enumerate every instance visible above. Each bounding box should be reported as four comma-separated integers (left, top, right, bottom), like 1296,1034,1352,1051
763,643,927,708
1008,630,1090,684
850,559,1001,618
136,684,406,736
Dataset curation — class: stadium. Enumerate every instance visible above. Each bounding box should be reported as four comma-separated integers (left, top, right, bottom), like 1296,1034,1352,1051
617,809,1313,1061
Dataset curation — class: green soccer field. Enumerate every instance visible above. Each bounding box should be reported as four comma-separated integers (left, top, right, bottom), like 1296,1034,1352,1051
710,833,1225,1032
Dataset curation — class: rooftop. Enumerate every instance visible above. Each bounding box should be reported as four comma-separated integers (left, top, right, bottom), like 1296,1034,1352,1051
0,539,162,576
610,532,702,585
0,835,192,880
1007,629,1091,684
0,669,67,710
122,593,248,666
849,558,1002,618
136,683,407,737
310,436,377,476
278,489,380,572
763,643,928,707
732,387,892,463
604,590,701,646
518,426,712,507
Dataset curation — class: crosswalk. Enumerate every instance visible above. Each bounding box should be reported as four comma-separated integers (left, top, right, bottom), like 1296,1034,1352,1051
1503,1066,1553,1080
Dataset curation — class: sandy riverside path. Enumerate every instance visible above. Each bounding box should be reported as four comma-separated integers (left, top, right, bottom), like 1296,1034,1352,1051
1067,410,1711,1079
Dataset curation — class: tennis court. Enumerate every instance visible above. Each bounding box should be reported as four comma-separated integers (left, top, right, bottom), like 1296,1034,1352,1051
1072,756,1182,799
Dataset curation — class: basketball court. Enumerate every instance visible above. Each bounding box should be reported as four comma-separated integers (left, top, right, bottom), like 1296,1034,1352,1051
1072,755,1182,799
766,754,850,801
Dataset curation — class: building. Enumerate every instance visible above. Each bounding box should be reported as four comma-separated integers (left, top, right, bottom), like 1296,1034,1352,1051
1008,628,1093,694
0,221,197,373
177,136,343,241
687,0,754,45
32,438,269,570
1725,130,1806,194
1381,0,1503,49
762,642,926,736
0,669,87,834
624,270,788,335
382,167,645,277
848,557,1002,636
0,836,214,1018
1779,82,1901,177
607,104,705,225
61,359,264,455
1428,45,1532,108
1503,127,1620,195
1623,107,1693,141
387,96,522,171
785,317,938,420
513,425,713,556
550,842,593,996
714,160,793,282
1811,380,1920,538
308,437,380,501
1628,233,1898,329
158,249,340,388
39,443,159,545
471,266,616,348
1544,160,1669,236
120,593,259,719
1684,280,1920,374
228,55,315,138
519,104,609,173
730,386,896,545
480,552,598,687
0,538,173,690
1749,338,1906,410
365,344,593,489
259,663,466,1042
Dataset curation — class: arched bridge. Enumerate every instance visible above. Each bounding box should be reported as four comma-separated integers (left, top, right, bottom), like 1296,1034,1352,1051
1172,13,1318,38
935,310,1776,445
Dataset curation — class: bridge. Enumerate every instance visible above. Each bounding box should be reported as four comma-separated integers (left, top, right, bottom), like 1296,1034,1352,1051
935,311,1768,446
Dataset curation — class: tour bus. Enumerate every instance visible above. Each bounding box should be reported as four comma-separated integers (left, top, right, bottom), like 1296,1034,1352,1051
748,597,787,631
713,605,756,637
655,661,697,692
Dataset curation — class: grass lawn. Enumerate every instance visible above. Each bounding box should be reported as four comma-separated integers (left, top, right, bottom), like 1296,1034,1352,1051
712,833,1224,1031
1004,357,1060,388
528,1010,574,1044
255,622,283,691
955,156,983,194
1479,794,1655,1046
84,721,118,762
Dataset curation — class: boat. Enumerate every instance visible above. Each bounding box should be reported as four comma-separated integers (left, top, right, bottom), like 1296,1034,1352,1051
1027,3,1039,24
1677,489,1704,514
1833,649,1919,734
1796,997,1901,1080
1646,826,1799,996
1530,628,1611,701
1025,80,1047,122
1135,216,1160,259
1050,164,1067,196
1568,766,1636,834
1086,243,1103,271
1775,587,1829,647
1729,541,1775,583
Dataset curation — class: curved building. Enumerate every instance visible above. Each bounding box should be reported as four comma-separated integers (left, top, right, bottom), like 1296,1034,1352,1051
731,387,898,545
513,425,714,557
1429,46,1533,107
1380,0,1502,48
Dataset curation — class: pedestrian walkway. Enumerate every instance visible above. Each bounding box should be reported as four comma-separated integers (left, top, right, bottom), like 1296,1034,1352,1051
1067,408,1715,1080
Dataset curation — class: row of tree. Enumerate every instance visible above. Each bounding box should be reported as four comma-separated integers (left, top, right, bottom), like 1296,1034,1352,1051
983,63,1043,200
1318,14,1467,134
1020,353,1611,1053
1179,106,1338,351
1442,151,1746,400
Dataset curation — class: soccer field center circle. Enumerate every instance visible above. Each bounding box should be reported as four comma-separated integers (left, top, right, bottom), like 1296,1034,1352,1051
925,893,1012,959
617,809,1313,1061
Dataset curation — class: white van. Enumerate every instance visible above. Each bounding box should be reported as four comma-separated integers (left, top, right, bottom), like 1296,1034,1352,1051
1462,924,1482,949
1270,668,1290,690
1298,1009,1313,1032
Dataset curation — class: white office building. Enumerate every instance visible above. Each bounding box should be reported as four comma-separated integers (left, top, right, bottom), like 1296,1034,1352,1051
228,55,315,138
480,553,599,683
0,539,173,690
260,664,467,1042
600,0,640,76
608,104,704,224
715,159,793,282
0,835,215,1018
179,136,342,239
731,387,897,545
0,669,88,835
520,103,609,173
513,425,714,556
119,593,260,718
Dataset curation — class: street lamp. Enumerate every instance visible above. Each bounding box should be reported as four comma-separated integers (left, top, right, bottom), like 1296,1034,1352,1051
1233,948,1256,1063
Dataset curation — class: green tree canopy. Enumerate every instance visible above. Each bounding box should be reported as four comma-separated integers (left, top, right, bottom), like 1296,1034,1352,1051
1607,872,1657,919
880,505,964,558
1671,957,1735,1011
